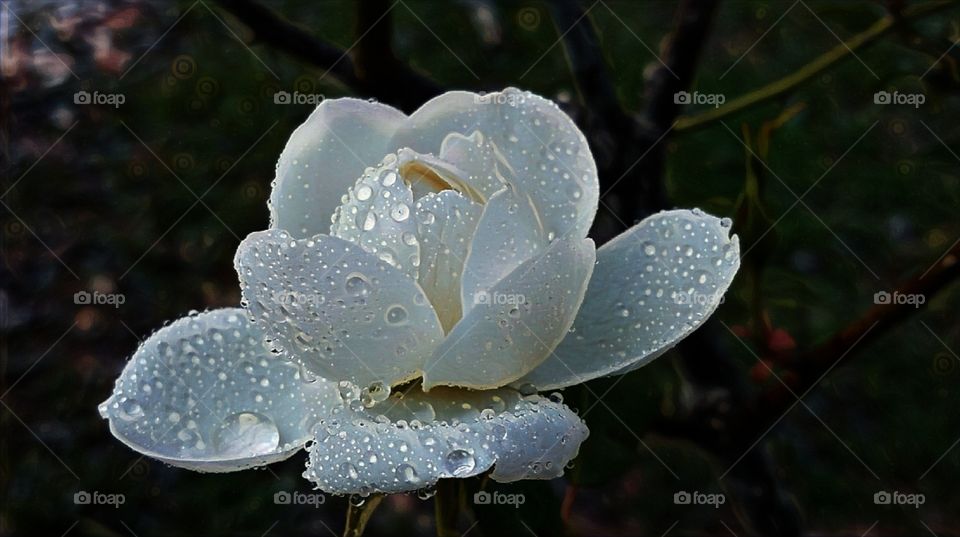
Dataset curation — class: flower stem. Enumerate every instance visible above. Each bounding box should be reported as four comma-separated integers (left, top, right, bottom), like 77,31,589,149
434,479,461,537
343,494,383,537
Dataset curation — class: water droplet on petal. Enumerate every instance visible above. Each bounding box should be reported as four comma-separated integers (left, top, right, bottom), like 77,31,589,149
213,412,280,458
444,449,476,476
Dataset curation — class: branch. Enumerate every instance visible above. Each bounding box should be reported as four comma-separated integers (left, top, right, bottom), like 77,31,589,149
782,240,960,402
674,0,960,132
213,0,442,112
589,0,721,242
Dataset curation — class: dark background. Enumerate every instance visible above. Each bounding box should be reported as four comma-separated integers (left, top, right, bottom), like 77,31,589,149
2,0,959,535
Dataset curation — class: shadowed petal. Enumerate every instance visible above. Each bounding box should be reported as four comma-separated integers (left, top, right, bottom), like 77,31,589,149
99,308,339,472
423,236,595,390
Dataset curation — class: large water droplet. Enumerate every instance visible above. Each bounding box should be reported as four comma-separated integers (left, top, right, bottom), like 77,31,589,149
444,449,476,476
362,212,377,231
118,398,144,421
355,185,373,201
345,273,371,296
385,304,408,325
396,463,420,484
212,412,280,458
390,203,410,222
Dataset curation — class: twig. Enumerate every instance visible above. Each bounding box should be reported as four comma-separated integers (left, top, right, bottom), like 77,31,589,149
674,0,960,132
596,0,721,241
212,0,442,111
343,494,384,537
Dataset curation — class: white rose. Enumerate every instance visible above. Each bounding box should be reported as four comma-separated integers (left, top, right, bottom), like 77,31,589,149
100,88,739,494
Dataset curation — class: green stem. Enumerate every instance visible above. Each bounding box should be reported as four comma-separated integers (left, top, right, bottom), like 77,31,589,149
434,479,461,537
343,494,384,537
675,0,960,132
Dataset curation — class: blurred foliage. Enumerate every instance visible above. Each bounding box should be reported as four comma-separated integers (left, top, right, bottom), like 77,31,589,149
2,0,959,536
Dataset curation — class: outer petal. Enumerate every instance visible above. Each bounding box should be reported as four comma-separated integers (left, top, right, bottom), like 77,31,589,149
390,88,599,240
234,230,444,388
330,153,420,279
423,236,596,390
459,186,548,317
99,308,339,471
303,386,588,494
270,98,407,238
414,190,483,332
518,210,741,390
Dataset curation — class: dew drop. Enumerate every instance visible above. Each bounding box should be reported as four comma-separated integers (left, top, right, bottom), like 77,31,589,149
385,304,408,325
355,185,373,201
212,412,280,458
444,449,476,476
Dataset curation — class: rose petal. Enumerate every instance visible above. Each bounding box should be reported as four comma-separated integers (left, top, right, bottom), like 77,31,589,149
423,236,595,390
270,98,406,238
517,210,740,390
234,230,444,388
391,88,598,240
330,153,421,279
414,190,483,332
303,386,588,494
99,308,339,471
459,186,548,316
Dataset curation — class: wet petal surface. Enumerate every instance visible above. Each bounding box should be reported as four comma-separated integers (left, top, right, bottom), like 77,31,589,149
331,153,421,280
234,230,444,388
99,308,339,471
304,386,588,494
517,210,740,390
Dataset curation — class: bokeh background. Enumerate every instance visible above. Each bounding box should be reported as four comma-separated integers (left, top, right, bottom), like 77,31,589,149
2,0,959,535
